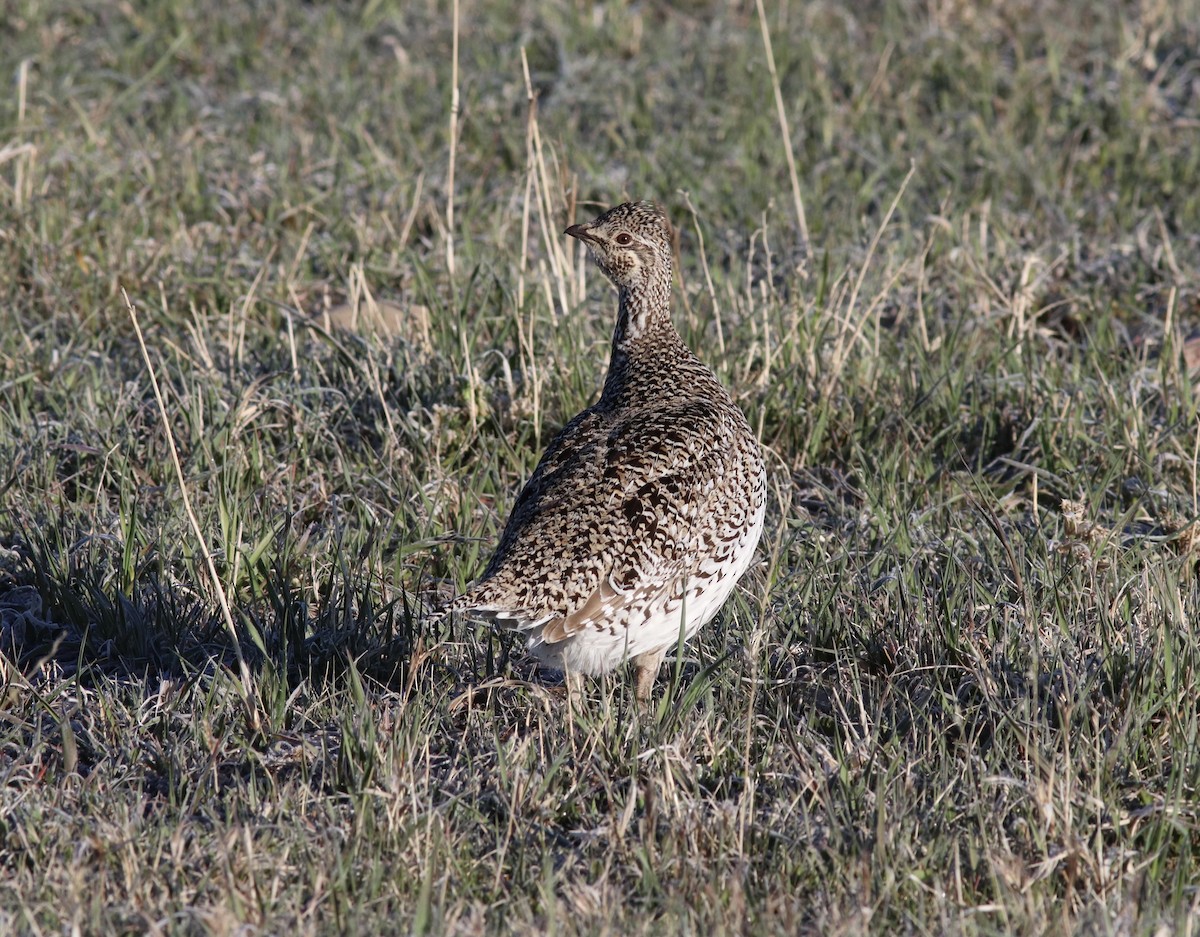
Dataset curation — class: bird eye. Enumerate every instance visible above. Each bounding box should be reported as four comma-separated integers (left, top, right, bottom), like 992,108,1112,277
615,232,633,246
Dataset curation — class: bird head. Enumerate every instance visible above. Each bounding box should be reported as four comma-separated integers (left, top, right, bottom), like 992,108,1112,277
565,201,672,291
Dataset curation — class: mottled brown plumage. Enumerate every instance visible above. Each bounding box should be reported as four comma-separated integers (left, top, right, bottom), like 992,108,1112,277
450,201,766,701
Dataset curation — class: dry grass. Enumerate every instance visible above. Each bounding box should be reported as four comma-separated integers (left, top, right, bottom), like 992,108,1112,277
2,0,1200,933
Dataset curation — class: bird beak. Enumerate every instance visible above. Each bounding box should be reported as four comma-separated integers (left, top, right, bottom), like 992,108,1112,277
565,223,597,244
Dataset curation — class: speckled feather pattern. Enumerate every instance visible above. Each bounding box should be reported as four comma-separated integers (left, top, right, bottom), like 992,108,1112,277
451,201,766,681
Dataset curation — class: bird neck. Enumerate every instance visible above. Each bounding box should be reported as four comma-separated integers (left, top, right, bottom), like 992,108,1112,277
611,271,672,348
600,273,694,404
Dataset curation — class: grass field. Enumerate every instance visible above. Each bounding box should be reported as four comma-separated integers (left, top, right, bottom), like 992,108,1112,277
3,0,1200,933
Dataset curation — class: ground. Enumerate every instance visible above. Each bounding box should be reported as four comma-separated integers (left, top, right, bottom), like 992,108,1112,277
1,0,1199,934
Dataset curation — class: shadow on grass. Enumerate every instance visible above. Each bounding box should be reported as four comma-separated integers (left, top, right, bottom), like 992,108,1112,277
0,518,460,695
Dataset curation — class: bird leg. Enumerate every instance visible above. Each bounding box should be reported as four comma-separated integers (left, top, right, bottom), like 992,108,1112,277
632,647,666,703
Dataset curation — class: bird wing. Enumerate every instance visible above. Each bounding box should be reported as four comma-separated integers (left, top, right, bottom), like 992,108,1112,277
455,398,735,636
